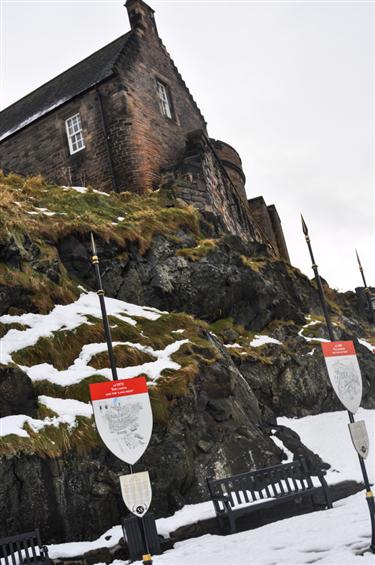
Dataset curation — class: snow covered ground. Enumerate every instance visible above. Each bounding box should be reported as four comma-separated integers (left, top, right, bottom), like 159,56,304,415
47,409,375,564
279,408,374,486
129,492,374,564
48,492,374,564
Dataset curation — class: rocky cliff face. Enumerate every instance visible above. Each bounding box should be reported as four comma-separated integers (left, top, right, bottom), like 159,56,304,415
0,172,374,542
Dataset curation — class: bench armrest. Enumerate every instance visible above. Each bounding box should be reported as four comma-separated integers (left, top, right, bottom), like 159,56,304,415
41,546,50,560
210,494,232,512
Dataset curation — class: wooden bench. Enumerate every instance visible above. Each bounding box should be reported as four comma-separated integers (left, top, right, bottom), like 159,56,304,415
207,456,332,534
0,529,51,565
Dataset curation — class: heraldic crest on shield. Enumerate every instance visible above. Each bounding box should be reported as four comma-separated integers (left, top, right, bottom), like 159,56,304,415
332,359,361,403
101,398,146,450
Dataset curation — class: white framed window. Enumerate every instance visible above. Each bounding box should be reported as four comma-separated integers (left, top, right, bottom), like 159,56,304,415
65,113,85,154
156,80,173,119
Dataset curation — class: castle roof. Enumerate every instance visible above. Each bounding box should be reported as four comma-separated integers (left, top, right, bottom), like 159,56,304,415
0,32,131,142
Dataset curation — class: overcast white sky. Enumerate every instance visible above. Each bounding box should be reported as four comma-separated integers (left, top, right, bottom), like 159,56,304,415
0,0,373,292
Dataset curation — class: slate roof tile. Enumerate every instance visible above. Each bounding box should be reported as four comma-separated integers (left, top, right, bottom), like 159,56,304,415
0,32,131,141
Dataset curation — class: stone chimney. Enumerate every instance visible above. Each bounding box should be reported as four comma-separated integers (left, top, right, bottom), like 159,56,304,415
125,0,159,37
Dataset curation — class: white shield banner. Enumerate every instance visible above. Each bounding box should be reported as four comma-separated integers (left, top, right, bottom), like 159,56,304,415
90,376,153,465
348,420,369,459
321,341,362,414
120,471,152,517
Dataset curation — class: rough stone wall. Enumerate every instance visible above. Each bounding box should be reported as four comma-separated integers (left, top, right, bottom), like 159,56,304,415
268,204,290,263
165,130,274,252
210,139,247,201
0,85,121,191
248,197,290,262
112,19,207,192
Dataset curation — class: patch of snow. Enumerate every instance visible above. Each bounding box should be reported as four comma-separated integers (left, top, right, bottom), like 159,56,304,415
298,319,329,343
61,186,109,197
20,339,188,387
250,335,282,347
358,339,374,353
224,343,242,348
63,186,87,194
93,189,110,197
0,412,77,438
156,502,216,539
48,525,123,559
270,435,294,463
172,329,185,334
0,292,162,365
77,285,88,293
38,396,92,419
117,216,125,222
307,348,316,356
278,408,374,486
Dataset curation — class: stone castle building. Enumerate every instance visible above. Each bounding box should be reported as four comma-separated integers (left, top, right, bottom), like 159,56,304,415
0,0,289,262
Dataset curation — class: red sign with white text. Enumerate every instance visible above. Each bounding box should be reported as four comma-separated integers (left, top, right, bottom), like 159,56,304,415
89,376,148,400
321,341,356,358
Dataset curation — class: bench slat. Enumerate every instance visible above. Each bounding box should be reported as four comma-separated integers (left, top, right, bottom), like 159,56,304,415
21,538,31,565
9,543,17,565
2,544,10,565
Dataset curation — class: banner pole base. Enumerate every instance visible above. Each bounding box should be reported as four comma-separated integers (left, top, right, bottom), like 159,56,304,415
142,554,153,564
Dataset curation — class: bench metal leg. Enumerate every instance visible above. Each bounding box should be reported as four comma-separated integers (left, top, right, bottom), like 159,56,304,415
228,514,237,535
319,475,333,509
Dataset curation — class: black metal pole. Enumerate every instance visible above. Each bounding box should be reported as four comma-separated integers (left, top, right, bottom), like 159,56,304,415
355,250,375,326
90,232,119,382
90,233,152,563
301,216,375,552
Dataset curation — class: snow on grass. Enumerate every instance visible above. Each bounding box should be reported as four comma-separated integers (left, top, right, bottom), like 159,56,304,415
62,186,110,197
0,292,162,365
278,408,375,486
250,335,282,347
0,396,92,438
38,396,92,418
298,316,329,343
358,339,374,354
20,339,188,387
0,413,77,438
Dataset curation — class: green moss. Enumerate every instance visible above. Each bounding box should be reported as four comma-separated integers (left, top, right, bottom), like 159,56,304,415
12,316,146,369
91,344,155,370
240,255,266,272
0,416,99,457
177,239,217,261
0,173,205,312
33,375,108,402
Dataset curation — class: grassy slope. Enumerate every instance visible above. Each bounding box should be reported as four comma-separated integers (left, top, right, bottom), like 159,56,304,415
1,173,373,458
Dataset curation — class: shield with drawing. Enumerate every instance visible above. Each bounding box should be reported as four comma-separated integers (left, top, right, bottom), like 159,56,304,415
321,341,362,414
90,376,153,465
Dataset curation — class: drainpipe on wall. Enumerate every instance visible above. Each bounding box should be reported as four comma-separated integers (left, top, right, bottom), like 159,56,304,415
96,87,118,192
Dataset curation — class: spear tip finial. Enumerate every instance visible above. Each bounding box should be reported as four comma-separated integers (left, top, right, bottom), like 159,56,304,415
301,214,308,236
355,248,361,264
90,232,97,256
